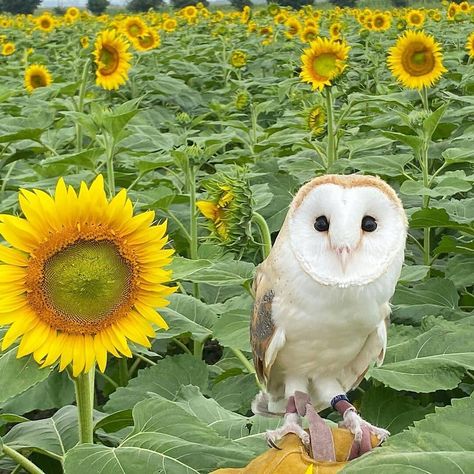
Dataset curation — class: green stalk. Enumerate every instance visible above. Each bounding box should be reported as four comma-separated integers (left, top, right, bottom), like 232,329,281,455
325,86,336,169
1,445,45,474
186,159,200,299
252,212,272,259
76,58,91,153
117,358,129,386
105,135,116,198
73,370,95,444
420,86,431,268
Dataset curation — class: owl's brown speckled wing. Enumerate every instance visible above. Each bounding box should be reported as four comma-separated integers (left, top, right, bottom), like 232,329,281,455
250,263,282,385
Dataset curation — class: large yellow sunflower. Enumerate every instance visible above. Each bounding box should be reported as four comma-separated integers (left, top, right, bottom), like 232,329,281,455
0,176,175,377
387,30,446,90
467,31,474,57
93,29,132,91
300,37,350,91
24,64,52,93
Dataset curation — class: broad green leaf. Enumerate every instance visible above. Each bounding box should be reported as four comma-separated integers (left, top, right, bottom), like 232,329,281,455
434,235,474,255
0,370,74,415
382,131,423,152
170,256,254,286
213,299,253,352
445,255,474,288
442,147,474,165
0,128,44,143
211,374,259,414
360,386,434,435
65,397,252,474
0,349,52,404
343,395,474,473
399,265,430,283
2,406,79,460
159,293,216,342
105,354,209,412
409,208,474,235
392,278,459,323
423,103,448,140
369,318,474,392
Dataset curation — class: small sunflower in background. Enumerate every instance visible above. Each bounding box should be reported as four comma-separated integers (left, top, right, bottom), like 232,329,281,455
93,29,132,90
65,6,80,23
162,18,177,33
24,64,52,93
447,2,459,20
132,28,160,52
197,171,253,251
122,15,147,41
406,9,425,28
388,30,446,89
329,22,342,39
234,90,250,110
301,26,318,43
1,42,15,56
306,104,326,136
230,50,247,68
300,37,350,91
181,5,198,23
0,175,175,377
36,13,55,33
241,5,251,24
466,31,474,57
80,36,89,49
284,17,302,39
372,12,391,31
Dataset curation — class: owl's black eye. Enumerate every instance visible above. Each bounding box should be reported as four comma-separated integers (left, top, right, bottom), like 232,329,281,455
314,216,329,232
362,216,377,232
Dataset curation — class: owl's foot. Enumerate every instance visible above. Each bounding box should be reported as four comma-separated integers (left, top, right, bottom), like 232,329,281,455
265,412,310,449
332,394,389,458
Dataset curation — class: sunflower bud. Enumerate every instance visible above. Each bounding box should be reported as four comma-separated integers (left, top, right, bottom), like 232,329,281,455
306,105,326,136
235,90,250,110
197,171,253,251
230,50,247,68
176,111,192,125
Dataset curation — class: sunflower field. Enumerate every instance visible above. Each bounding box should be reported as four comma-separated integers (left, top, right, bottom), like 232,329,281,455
0,1,473,473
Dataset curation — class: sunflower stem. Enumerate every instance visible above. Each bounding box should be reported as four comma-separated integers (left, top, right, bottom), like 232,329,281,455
1,445,46,474
193,340,204,359
325,86,336,169
105,136,116,198
252,212,272,260
76,58,91,153
117,358,129,386
419,86,431,270
73,369,95,444
186,159,200,298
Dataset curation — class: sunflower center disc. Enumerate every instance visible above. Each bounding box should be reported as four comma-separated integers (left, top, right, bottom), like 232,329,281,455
99,46,119,75
313,53,338,79
31,74,45,88
43,240,132,324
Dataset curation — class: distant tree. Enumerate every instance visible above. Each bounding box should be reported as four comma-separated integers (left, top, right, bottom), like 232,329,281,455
230,0,252,11
328,0,356,7
268,0,312,9
170,0,208,8
87,0,110,15
127,0,163,12
391,0,407,6
0,0,42,14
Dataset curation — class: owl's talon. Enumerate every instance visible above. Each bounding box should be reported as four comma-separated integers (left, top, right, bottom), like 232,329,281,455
265,413,310,449
340,409,390,446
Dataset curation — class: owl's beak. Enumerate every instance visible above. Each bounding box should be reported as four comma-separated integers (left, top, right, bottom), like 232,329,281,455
335,246,351,272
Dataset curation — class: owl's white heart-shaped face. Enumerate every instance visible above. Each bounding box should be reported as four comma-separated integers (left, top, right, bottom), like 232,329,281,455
288,176,407,287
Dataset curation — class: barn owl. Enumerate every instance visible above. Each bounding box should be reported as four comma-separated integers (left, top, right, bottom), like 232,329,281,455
250,174,407,458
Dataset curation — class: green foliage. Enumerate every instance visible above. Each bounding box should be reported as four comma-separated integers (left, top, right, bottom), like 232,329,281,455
230,0,253,11
330,0,356,7
127,0,163,12
170,0,209,9
87,0,110,15
0,0,41,14
268,0,313,8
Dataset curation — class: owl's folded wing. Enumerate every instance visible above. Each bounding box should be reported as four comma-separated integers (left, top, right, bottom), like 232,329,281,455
250,263,286,385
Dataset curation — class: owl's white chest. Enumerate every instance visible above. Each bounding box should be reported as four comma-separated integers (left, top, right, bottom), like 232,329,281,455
269,241,402,379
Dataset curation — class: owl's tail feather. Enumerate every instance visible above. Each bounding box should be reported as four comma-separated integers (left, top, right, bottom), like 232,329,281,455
251,391,284,417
